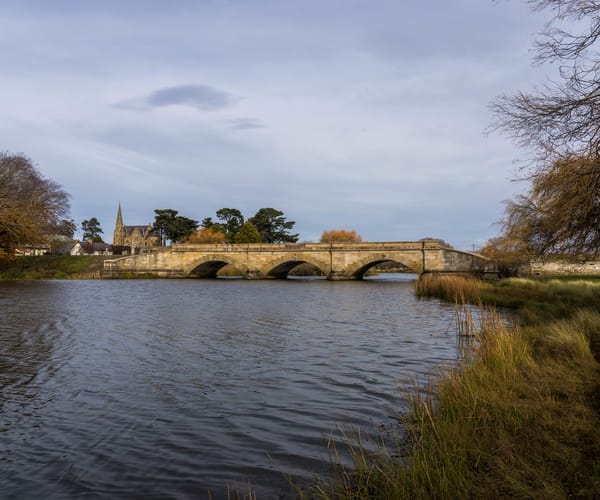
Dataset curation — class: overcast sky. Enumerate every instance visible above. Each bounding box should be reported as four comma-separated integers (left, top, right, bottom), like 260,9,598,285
1,0,551,248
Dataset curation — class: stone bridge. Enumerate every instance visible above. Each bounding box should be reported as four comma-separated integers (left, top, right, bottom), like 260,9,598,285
103,241,497,280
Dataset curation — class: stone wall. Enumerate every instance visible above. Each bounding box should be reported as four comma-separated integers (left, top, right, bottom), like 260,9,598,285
528,261,600,275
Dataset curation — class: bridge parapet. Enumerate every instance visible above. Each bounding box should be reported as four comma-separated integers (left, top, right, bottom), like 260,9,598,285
170,241,443,252
104,241,496,280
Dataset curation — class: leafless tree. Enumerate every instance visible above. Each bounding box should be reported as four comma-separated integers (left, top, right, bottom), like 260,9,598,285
488,2,600,260
491,1,600,165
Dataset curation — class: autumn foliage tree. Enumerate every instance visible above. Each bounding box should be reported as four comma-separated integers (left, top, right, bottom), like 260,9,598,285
489,1,600,263
480,235,533,277
0,153,70,258
320,229,363,243
497,155,600,258
185,226,227,243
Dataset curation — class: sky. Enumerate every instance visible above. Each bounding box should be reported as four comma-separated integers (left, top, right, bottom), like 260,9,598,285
0,0,552,249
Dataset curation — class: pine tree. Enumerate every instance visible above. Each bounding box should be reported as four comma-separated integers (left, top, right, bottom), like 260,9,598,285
234,221,262,243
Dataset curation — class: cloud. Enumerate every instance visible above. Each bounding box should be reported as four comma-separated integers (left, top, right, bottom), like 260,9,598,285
120,84,234,111
227,118,264,130
0,1,551,249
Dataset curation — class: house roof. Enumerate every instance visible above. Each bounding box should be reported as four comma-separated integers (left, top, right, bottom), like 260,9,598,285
123,225,158,238
80,242,112,252
54,240,77,254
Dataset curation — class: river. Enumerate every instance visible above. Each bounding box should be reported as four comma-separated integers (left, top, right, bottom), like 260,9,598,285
0,274,464,498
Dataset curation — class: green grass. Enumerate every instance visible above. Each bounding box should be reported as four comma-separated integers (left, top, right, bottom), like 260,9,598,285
116,272,161,279
417,274,600,325
0,255,111,279
481,277,600,324
535,274,600,283
307,275,600,498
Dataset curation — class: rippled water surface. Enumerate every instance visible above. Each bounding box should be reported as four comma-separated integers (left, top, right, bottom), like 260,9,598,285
0,275,462,498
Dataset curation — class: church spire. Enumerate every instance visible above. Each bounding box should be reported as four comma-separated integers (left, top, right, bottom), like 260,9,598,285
116,203,123,228
113,203,125,246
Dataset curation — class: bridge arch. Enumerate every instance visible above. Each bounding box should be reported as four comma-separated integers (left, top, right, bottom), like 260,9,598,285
186,254,246,278
347,255,419,280
263,255,329,279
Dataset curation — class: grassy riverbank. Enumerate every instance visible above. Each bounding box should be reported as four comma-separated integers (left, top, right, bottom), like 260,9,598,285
0,255,111,279
309,276,600,498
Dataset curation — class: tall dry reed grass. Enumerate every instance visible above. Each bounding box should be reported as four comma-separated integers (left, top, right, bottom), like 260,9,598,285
307,275,600,498
415,274,482,304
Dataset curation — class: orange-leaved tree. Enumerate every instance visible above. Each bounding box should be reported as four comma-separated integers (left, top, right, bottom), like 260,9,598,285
320,229,363,243
185,226,226,243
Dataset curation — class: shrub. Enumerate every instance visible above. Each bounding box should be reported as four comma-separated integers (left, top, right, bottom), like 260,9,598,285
186,227,227,244
320,229,363,243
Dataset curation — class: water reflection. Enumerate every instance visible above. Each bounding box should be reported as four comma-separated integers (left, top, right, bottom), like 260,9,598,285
1,275,460,498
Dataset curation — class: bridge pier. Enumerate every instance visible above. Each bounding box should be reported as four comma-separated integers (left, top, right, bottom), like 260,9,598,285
245,269,274,280
327,270,358,281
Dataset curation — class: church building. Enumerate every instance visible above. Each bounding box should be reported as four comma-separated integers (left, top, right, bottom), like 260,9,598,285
112,204,160,251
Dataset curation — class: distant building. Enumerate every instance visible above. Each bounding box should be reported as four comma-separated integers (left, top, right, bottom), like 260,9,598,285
14,243,51,256
112,204,159,252
15,235,76,256
71,241,114,256
50,236,77,256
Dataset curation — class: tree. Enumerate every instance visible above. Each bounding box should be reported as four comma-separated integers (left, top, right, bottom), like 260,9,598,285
0,152,70,257
490,2,600,262
320,229,363,243
152,209,178,246
152,209,199,244
216,208,244,242
249,208,299,243
201,217,215,228
165,216,198,243
480,234,532,277
496,155,600,257
234,221,262,243
186,226,227,243
50,219,77,238
81,217,103,241
491,1,600,163
201,216,225,236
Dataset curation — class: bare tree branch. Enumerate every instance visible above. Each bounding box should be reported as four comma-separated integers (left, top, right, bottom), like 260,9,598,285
491,1,600,166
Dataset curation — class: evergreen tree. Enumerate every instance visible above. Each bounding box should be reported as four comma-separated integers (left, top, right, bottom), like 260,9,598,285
152,209,178,245
166,216,199,243
201,217,214,228
234,221,262,243
216,208,244,242
81,217,103,241
249,208,299,243
152,209,198,244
